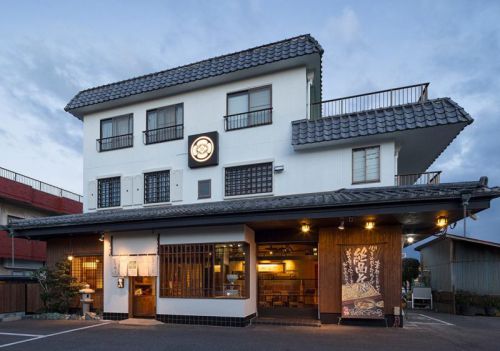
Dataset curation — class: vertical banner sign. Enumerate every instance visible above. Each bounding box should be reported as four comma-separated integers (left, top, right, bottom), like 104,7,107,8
341,244,384,319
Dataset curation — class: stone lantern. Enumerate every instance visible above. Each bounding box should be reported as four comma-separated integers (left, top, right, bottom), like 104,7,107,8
79,284,95,314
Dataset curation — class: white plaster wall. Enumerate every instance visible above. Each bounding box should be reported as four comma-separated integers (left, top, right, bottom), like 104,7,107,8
157,225,256,317
81,66,397,212
103,231,157,313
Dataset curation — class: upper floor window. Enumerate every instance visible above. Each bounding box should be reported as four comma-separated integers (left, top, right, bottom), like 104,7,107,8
97,114,133,152
198,179,211,199
98,177,121,208
225,86,272,131
225,162,273,197
352,146,380,184
144,170,170,204
144,104,184,144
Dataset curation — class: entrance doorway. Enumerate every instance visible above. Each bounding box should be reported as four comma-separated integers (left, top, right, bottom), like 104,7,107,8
257,243,318,318
130,277,156,318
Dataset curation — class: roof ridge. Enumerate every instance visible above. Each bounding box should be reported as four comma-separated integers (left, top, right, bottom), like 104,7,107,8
65,33,321,110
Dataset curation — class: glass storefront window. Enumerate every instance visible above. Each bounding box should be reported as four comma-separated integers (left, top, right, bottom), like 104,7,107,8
159,242,249,299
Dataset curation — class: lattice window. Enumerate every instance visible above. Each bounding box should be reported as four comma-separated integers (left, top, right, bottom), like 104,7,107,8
70,256,103,290
97,177,121,208
224,162,273,197
159,243,248,298
144,170,170,204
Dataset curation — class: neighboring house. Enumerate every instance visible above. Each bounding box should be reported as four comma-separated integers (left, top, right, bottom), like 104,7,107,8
415,234,500,311
0,166,83,277
10,34,500,326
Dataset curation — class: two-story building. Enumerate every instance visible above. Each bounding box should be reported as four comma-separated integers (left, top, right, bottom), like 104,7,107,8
11,34,500,326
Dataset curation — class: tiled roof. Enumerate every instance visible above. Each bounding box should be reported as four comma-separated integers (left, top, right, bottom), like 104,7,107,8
292,98,473,146
65,34,323,112
10,179,499,230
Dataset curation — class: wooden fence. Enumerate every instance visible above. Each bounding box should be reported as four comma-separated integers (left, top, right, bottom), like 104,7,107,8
0,282,43,314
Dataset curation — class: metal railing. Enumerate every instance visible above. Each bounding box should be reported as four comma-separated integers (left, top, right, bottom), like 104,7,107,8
96,133,134,152
143,125,183,145
0,166,83,202
311,83,429,118
395,171,441,186
224,108,273,131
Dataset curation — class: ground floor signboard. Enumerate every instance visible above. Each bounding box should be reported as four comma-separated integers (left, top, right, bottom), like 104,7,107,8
341,244,384,319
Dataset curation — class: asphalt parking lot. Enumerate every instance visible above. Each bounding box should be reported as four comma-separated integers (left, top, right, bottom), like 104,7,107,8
0,312,498,351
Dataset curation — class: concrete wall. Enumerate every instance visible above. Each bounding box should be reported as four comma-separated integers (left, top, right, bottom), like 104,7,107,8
103,225,256,318
82,66,397,212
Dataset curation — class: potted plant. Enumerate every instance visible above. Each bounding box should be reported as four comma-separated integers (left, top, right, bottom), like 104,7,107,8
455,291,475,316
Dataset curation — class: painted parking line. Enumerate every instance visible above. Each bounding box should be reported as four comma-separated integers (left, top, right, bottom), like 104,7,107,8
416,314,454,326
0,322,112,349
0,333,43,338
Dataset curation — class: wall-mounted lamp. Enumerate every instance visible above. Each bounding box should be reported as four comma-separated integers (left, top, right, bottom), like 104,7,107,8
338,220,345,230
274,165,285,173
406,236,415,244
99,233,105,242
365,221,375,230
436,216,448,228
67,255,74,261
301,223,311,234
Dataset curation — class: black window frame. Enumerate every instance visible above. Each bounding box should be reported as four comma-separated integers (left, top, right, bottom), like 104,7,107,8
224,85,273,131
224,162,273,197
97,114,134,152
144,170,171,204
97,177,121,208
198,179,211,199
144,103,184,145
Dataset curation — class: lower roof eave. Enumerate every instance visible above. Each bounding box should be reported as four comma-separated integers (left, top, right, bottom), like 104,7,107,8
11,195,493,239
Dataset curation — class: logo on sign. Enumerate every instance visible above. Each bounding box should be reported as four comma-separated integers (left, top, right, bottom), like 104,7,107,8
188,131,219,168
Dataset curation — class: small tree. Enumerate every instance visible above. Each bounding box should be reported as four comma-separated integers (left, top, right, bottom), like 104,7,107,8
31,266,52,312
402,258,420,292
32,260,82,313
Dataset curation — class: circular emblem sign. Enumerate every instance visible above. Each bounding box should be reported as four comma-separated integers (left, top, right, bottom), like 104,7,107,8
190,136,214,163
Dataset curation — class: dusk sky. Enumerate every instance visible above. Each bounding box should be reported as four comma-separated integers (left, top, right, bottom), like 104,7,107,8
1,0,499,247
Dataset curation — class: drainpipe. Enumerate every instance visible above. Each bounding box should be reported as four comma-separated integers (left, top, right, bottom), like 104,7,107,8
461,192,472,238
306,71,314,119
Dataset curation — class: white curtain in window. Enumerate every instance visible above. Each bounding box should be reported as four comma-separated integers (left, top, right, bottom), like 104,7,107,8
365,147,380,181
113,115,132,136
249,88,271,111
101,119,113,138
147,111,158,130
353,150,366,183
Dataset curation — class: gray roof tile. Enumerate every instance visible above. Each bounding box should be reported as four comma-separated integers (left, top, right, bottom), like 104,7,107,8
10,180,499,230
66,34,323,112
291,98,473,146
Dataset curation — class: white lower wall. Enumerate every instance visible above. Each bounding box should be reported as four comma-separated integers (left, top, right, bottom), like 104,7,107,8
103,231,157,313
103,225,256,318
157,225,256,317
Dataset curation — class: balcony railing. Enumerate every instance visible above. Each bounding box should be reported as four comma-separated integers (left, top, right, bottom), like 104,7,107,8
395,171,441,186
0,166,83,202
224,108,273,131
143,125,184,145
96,133,133,152
311,83,429,118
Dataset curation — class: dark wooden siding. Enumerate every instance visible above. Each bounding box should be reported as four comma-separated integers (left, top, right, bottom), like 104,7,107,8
318,225,402,315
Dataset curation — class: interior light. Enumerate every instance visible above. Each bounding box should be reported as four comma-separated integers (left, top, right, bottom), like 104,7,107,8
365,221,375,230
67,255,74,261
436,216,448,228
338,220,345,230
301,223,311,234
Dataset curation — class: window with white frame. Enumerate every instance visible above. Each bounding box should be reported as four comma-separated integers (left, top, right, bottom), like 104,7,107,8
352,146,380,184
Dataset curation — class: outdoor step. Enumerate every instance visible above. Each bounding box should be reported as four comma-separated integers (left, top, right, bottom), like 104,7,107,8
251,317,321,327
